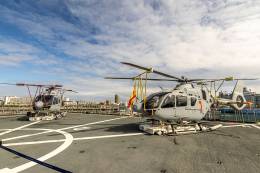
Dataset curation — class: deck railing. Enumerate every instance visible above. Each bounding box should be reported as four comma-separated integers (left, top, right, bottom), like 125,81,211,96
204,108,260,123
0,103,127,116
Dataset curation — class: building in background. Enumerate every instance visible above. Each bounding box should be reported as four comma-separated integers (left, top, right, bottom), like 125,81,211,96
243,88,260,108
114,94,120,104
0,97,4,105
4,96,31,105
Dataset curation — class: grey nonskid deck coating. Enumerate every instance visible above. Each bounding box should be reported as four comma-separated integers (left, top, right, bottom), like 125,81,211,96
0,113,259,173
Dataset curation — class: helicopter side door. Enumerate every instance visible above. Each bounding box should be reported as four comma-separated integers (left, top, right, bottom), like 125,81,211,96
185,96,204,120
156,94,176,120
49,96,62,112
175,95,189,120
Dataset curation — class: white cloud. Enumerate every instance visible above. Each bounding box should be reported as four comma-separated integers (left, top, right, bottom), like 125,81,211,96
1,0,260,100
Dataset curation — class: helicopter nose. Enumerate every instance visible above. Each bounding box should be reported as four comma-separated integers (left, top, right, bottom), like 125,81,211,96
35,101,44,109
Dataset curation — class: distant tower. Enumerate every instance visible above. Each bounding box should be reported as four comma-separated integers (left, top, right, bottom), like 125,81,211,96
115,94,120,104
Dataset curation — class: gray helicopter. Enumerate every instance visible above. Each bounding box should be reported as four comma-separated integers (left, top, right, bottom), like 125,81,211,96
1,83,76,121
106,62,257,135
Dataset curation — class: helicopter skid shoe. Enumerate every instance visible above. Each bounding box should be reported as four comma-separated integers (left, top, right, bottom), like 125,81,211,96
139,122,222,135
173,125,202,135
171,124,222,135
28,116,42,121
41,115,56,121
54,112,66,120
139,123,173,135
27,112,41,121
61,112,67,117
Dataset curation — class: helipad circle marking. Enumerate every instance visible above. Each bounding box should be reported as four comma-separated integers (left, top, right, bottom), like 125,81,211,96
0,128,73,173
0,121,40,136
0,117,130,172
2,129,53,142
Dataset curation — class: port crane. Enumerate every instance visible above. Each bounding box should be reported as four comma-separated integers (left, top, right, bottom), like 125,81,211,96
106,62,257,135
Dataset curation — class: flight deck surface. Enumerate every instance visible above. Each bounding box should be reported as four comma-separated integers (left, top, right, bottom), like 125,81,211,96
0,113,259,173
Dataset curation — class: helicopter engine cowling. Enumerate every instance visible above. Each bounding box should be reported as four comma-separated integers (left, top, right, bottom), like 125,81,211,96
231,94,246,111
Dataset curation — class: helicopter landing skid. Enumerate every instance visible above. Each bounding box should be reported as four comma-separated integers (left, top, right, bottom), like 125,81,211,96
139,120,222,135
27,112,67,121
28,114,56,121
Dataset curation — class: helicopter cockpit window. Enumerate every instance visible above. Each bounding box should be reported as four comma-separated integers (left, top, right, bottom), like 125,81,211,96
35,95,54,104
190,97,197,106
176,96,187,107
146,92,170,109
202,90,207,100
161,95,175,108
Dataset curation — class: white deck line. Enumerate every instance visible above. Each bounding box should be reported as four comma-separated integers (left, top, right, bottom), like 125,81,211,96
221,124,251,128
0,121,40,136
8,129,73,173
3,133,144,147
2,130,52,142
2,116,128,142
251,124,260,130
59,116,128,130
221,124,260,130
73,133,144,141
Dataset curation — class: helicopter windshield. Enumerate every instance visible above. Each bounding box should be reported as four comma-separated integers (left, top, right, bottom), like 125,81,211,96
145,92,170,109
35,95,54,104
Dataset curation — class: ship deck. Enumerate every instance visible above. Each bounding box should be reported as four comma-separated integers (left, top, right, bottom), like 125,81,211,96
0,113,259,173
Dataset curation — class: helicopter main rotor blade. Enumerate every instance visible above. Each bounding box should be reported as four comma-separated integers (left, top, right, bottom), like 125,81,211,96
192,77,258,83
121,62,183,81
14,83,63,88
227,78,258,81
1,83,71,89
64,89,78,93
105,77,179,81
0,83,17,85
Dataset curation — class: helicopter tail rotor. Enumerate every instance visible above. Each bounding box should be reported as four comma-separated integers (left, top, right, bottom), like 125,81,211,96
230,81,247,110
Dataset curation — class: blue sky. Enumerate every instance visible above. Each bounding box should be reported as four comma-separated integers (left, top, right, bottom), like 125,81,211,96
0,0,260,101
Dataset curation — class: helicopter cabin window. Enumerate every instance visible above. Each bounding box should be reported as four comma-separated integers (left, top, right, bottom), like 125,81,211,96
202,90,207,100
161,95,175,108
52,97,59,105
190,97,197,106
176,96,187,107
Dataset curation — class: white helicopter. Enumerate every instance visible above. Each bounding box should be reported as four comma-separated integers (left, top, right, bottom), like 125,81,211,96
106,62,256,135
1,83,77,121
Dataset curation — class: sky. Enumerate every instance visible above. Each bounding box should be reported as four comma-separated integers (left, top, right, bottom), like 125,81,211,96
0,0,260,101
